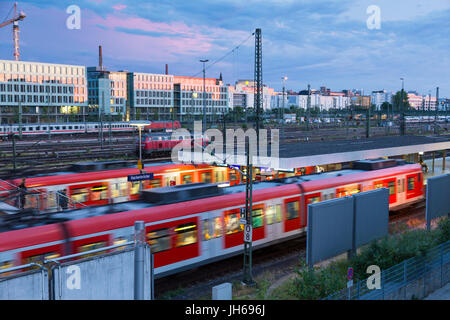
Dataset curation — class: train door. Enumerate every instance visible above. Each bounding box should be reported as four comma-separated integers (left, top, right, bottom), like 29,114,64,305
374,178,397,204
228,169,240,186
201,212,223,259
303,192,321,228
110,178,129,203
265,201,283,241
163,174,178,186
199,170,213,183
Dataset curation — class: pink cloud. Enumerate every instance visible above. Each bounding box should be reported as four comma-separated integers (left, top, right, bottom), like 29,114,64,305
112,4,127,11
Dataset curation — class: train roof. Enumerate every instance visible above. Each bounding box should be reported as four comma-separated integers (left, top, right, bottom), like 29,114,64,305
0,161,209,189
0,161,421,246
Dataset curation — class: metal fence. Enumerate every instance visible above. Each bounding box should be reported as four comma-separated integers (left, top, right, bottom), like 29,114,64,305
326,240,450,300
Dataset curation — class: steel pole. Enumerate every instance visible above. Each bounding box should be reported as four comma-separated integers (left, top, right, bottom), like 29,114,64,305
134,221,145,300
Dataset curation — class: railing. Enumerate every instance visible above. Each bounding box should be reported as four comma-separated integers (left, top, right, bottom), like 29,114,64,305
325,240,450,300
0,177,86,213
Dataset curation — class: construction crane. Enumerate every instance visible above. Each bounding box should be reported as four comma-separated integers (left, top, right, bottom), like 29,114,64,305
0,2,26,61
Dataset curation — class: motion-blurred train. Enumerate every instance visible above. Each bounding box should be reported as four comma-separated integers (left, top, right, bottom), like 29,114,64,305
0,159,424,277
0,121,181,137
404,115,450,123
0,161,314,212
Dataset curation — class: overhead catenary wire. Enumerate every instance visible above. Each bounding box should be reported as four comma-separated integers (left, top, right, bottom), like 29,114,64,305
190,32,254,78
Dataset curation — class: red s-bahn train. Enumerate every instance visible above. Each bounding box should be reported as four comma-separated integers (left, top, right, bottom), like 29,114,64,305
1,161,312,212
0,159,424,277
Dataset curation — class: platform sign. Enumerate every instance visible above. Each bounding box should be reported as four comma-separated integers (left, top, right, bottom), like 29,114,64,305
353,188,389,248
347,267,353,280
306,196,354,268
244,224,253,243
426,173,450,230
127,173,154,182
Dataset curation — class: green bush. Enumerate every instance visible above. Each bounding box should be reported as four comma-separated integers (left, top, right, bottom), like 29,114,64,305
291,217,450,299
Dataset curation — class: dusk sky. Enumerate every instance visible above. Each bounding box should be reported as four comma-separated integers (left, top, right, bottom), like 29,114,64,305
1,0,449,96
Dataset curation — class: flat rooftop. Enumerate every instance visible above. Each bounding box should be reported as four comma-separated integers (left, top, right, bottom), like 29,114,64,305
178,135,450,169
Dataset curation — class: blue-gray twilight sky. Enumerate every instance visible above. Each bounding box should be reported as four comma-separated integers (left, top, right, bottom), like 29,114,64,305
0,0,449,96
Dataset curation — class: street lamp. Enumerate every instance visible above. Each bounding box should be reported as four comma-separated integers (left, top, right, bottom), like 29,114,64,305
129,121,151,170
200,59,209,133
400,77,405,135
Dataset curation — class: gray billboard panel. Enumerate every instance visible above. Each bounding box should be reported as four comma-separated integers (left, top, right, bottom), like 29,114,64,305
426,173,450,229
53,247,152,300
354,188,389,247
307,196,354,267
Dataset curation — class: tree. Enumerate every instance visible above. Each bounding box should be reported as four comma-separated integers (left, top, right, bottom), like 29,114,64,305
380,101,392,111
393,91,411,112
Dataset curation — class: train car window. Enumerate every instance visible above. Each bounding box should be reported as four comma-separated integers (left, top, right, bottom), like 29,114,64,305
78,241,107,259
147,228,171,253
90,185,108,201
25,252,60,265
71,187,89,203
0,261,14,276
112,237,127,250
28,127,33,131
225,212,244,235
129,182,140,195
229,172,238,182
201,172,212,183
407,177,415,191
307,197,320,204
36,126,40,130
286,201,299,220
374,183,384,189
387,181,396,195
252,208,264,228
182,175,192,184
215,171,225,183
203,217,223,240
111,182,128,198
68,126,72,129
398,179,404,193
50,126,54,130
418,173,422,183
275,205,282,223
149,179,161,188
266,206,276,225
175,223,198,247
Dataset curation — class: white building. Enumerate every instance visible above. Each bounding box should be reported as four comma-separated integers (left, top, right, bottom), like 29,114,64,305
371,90,393,110
280,92,351,110
0,59,88,123
233,80,274,111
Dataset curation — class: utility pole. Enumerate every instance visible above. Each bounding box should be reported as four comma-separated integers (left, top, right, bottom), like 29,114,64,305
306,84,311,131
366,101,371,138
200,59,208,133
254,28,262,156
400,78,405,136
10,133,16,172
18,99,22,139
242,139,255,286
281,76,287,140
434,87,439,135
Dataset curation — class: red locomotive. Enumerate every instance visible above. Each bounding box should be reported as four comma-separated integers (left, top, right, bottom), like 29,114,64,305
0,159,424,277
